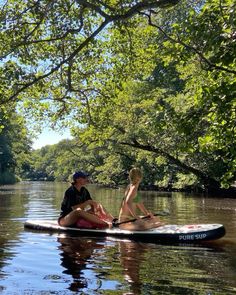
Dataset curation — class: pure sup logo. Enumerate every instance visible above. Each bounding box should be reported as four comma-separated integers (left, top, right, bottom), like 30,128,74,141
179,233,207,240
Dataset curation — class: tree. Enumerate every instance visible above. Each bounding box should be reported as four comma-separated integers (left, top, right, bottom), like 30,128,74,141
0,0,181,185
151,0,236,188
0,1,179,110
0,107,32,184
71,0,236,193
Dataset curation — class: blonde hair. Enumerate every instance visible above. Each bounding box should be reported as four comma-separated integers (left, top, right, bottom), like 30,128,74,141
129,168,143,184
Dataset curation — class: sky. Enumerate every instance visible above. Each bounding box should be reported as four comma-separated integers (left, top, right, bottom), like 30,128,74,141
32,128,72,150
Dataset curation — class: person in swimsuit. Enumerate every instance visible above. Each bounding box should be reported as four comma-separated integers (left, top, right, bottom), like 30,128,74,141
118,168,163,231
58,171,113,228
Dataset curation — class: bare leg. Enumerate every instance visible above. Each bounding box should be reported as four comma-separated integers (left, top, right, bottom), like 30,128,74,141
119,219,164,231
145,216,165,228
59,208,109,227
119,219,153,231
146,220,165,228
95,205,114,222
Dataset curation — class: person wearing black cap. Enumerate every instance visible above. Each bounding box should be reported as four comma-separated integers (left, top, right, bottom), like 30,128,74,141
58,171,113,228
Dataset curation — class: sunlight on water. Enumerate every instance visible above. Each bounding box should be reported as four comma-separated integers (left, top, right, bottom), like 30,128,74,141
0,182,236,294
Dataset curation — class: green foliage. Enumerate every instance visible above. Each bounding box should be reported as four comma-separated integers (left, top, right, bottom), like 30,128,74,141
172,173,199,191
0,170,18,185
0,0,235,192
159,0,236,186
72,0,236,190
0,107,32,184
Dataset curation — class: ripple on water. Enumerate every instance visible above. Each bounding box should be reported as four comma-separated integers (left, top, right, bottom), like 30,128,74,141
1,183,236,295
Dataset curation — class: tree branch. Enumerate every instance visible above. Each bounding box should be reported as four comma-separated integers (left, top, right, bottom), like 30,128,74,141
1,0,180,105
119,139,221,188
146,13,236,75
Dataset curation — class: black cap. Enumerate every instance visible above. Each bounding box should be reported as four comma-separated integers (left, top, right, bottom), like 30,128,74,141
72,171,89,180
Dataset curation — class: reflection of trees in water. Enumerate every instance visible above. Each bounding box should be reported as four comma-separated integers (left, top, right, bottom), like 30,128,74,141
119,241,150,295
0,188,27,279
58,236,104,292
141,244,236,295
0,238,12,280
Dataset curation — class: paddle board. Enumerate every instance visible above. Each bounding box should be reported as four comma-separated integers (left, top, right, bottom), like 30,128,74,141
24,220,226,243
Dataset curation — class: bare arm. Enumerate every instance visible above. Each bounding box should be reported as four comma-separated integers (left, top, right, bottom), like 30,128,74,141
137,202,152,217
72,199,99,211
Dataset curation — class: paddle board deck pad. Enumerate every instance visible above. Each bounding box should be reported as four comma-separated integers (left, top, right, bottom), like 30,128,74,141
24,220,226,243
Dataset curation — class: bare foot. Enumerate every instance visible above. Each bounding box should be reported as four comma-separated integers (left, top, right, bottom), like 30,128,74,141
153,222,165,228
108,222,113,229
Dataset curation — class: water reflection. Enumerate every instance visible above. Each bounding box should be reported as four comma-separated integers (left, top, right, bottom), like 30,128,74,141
118,240,149,295
57,235,161,295
58,236,104,292
1,182,236,295
57,235,149,295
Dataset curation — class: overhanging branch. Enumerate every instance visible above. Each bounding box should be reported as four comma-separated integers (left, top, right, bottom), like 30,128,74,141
2,0,180,105
145,12,236,75
119,139,221,188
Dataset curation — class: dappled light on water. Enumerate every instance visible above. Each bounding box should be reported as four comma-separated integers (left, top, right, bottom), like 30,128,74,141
0,182,236,294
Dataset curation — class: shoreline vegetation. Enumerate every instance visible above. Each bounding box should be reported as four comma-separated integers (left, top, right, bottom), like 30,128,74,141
1,177,235,198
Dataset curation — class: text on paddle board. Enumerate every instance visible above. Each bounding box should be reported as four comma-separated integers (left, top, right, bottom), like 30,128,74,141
179,233,207,240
